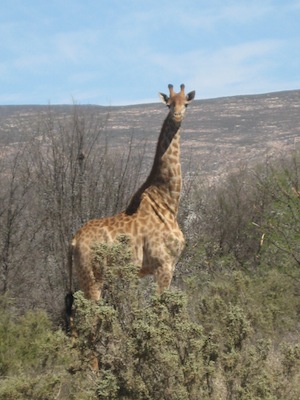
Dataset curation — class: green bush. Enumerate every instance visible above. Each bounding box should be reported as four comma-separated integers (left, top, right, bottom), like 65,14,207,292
73,239,210,399
0,295,75,399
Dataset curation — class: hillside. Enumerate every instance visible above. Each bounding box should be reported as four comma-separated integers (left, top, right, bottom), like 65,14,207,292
1,89,299,181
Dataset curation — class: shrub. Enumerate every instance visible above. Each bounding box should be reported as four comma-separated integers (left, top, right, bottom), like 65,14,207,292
0,295,76,399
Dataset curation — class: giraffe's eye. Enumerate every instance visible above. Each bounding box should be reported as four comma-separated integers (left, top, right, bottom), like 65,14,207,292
185,104,188,108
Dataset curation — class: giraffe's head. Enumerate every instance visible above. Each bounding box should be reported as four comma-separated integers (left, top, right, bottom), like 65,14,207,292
159,84,195,123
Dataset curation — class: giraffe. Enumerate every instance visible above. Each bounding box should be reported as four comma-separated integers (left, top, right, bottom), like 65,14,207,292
67,84,195,304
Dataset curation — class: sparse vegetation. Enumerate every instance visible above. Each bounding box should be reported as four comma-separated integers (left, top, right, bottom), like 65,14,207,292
0,105,145,318
0,103,299,398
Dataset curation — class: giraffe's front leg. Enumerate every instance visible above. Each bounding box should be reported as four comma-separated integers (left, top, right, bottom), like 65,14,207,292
153,231,184,293
154,263,174,294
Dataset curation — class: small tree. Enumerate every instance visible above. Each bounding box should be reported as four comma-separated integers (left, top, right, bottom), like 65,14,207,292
0,144,38,297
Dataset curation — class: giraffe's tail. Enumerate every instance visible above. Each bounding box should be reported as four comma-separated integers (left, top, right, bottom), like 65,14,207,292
65,291,74,334
65,241,75,334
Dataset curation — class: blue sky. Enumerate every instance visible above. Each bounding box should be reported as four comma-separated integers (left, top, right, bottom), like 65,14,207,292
1,0,300,105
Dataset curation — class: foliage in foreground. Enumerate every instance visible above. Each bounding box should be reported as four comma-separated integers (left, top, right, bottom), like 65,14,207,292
2,233,299,400
0,296,76,399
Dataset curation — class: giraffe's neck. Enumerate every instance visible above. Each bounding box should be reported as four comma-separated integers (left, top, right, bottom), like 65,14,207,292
126,113,182,216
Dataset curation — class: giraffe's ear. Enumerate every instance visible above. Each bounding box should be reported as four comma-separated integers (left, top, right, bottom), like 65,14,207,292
186,91,196,103
159,92,169,105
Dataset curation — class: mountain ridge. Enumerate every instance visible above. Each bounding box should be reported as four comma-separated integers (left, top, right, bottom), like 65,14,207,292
1,89,299,182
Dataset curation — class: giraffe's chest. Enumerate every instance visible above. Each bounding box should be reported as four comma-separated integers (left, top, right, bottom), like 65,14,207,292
140,222,185,267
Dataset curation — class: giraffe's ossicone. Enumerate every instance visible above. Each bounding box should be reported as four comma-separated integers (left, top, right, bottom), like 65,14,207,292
67,84,196,302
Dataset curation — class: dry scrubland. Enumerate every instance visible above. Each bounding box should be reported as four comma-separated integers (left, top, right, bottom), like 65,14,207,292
0,92,299,399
